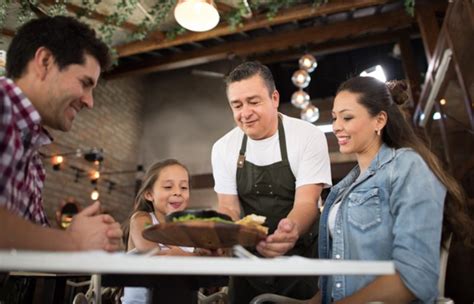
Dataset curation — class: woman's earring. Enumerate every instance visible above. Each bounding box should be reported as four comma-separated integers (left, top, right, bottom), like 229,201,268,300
376,129,381,136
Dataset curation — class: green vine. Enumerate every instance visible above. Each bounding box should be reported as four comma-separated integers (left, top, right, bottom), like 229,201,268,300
404,0,415,16
76,0,100,18
130,0,175,41
225,0,328,29
0,1,11,32
17,0,36,25
165,25,187,40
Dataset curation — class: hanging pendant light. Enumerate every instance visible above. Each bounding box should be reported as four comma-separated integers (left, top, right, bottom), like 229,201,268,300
291,90,310,109
174,0,220,32
301,104,320,123
292,69,311,88
299,54,317,73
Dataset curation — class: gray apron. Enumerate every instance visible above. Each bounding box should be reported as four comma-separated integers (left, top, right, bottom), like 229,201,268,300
228,115,319,304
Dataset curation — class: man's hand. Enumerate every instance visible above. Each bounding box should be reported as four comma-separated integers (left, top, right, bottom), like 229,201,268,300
67,201,123,252
256,218,299,257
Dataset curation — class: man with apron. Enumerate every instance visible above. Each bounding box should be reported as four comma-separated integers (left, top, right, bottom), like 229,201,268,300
212,61,332,303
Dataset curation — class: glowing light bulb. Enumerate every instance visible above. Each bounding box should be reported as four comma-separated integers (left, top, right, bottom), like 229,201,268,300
52,155,64,171
291,90,310,109
299,54,317,73
91,189,99,201
301,104,320,123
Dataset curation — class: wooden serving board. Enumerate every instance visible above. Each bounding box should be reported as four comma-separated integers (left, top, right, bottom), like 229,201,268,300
142,220,266,250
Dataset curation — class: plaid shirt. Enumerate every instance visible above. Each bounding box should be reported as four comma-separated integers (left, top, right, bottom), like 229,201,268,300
0,77,51,226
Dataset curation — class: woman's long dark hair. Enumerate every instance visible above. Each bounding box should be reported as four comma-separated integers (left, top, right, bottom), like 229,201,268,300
123,159,190,250
337,76,474,247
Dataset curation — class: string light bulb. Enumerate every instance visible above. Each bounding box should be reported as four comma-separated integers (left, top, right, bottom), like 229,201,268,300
90,170,100,184
52,155,64,171
91,188,100,201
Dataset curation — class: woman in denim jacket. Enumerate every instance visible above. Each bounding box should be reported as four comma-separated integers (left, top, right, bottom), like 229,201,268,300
311,77,473,303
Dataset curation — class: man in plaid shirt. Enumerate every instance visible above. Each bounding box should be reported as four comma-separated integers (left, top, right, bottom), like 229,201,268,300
0,16,122,251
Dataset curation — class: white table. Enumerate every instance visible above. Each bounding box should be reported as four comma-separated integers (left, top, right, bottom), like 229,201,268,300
0,250,394,276
0,250,395,303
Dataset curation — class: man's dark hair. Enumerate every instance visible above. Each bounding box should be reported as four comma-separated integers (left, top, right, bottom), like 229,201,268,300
225,61,276,96
6,16,111,79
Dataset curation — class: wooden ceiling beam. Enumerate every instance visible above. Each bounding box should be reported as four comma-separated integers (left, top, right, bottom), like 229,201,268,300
415,2,441,62
116,0,395,57
1,28,15,37
398,32,422,107
215,1,235,14
254,28,419,65
107,9,414,78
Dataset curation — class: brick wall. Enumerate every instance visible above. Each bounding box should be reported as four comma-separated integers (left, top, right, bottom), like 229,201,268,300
40,76,145,227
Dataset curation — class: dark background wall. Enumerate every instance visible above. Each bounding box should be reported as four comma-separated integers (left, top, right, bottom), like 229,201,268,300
40,77,146,225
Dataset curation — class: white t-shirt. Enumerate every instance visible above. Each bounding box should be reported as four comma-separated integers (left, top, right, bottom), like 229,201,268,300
212,114,332,195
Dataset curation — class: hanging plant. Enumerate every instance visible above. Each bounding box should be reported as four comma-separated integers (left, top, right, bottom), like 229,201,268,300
0,1,11,38
165,25,186,40
17,0,36,25
77,0,102,18
131,0,175,41
98,0,138,47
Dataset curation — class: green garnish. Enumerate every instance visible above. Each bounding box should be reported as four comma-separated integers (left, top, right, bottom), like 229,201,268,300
172,214,233,224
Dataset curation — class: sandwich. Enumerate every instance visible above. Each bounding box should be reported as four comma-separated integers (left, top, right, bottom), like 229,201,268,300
236,214,269,235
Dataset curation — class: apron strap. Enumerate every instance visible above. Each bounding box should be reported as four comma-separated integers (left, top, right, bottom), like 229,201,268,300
277,114,288,162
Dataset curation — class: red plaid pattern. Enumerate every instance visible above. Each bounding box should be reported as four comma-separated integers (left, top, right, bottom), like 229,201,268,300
0,77,51,226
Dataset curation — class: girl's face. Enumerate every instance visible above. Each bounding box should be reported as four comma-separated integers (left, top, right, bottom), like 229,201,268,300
332,91,384,155
145,164,190,216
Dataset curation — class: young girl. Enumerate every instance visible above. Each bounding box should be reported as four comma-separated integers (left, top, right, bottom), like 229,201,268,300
122,159,194,304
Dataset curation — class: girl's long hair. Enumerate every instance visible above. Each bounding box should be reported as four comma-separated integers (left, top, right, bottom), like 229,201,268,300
337,76,474,247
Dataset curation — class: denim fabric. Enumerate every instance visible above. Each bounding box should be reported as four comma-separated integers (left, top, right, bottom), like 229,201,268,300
319,144,445,303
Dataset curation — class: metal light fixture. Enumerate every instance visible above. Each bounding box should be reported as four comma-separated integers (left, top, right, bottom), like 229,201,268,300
291,90,310,109
301,104,320,123
299,54,317,73
292,69,311,88
174,0,220,32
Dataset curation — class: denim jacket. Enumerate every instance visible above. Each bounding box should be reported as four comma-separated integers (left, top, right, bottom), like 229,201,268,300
319,144,446,303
